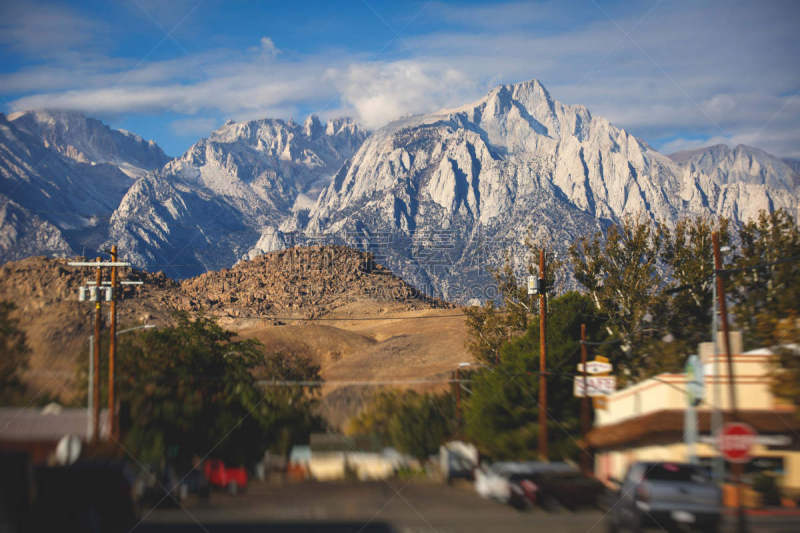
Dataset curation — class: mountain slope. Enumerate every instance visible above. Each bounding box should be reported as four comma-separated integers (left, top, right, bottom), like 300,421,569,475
106,116,368,278
8,110,169,178
301,80,799,300
0,111,169,262
670,144,800,222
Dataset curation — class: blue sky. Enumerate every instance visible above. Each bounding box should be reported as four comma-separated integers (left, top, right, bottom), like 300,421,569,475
1,0,798,158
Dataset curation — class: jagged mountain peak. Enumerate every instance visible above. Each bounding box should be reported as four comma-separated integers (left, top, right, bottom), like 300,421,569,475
7,109,169,174
670,142,799,191
106,113,369,279
303,78,799,301
203,115,364,146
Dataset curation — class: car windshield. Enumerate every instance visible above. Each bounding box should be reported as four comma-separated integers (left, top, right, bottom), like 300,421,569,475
644,463,708,482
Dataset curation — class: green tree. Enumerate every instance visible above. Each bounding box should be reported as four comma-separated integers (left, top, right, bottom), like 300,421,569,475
117,313,321,469
570,215,665,380
730,209,800,349
464,244,562,366
348,390,457,460
464,292,609,460
0,301,30,404
658,216,732,370
767,317,800,417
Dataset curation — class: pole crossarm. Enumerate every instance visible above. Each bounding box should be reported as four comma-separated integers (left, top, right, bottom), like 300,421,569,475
68,261,131,267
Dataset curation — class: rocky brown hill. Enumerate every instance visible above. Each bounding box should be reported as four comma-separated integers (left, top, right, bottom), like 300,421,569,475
0,246,451,402
179,245,449,319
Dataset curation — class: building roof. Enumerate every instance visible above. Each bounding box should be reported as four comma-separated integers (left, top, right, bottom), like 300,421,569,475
0,405,109,442
586,409,800,449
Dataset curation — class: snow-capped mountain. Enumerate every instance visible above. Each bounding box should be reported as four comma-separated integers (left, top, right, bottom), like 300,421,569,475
0,111,168,262
106,116,368,278
2,80,797,300
299,80,799,300
8,110,169,179
670,144,800,223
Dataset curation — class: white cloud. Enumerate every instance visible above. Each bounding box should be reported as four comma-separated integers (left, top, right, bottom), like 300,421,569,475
0,2,105,58
259,37,279,57
331,61,475,129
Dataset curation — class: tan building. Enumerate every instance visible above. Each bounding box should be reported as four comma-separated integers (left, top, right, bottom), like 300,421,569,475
586,333,800,498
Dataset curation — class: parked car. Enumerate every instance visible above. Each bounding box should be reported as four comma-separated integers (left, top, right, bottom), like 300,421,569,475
204,459,247,495
605,461,722,532
508,474,539,510
475,461,577,507
475,463,513,502
530,470,606,511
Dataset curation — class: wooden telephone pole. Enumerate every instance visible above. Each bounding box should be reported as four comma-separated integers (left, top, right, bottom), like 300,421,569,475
92,258,102,443
109,245,118,441
580,323,591,475
538,249,548,461
712,231,748,533
69,253,131,443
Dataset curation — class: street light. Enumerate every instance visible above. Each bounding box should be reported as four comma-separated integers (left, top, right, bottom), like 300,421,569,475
86,324,155,440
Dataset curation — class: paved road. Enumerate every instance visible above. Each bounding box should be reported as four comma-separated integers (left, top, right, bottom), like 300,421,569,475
135,479,800,533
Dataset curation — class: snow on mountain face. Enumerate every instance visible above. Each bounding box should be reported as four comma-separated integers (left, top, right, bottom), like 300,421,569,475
2,82,797,299
8,110,169,179
783,158,800,175
670,144,800,223
0,111,168,262
107,116,368,278
0,194,72,262
302,80,800,301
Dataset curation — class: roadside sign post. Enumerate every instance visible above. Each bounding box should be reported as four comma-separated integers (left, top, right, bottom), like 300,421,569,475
684,355,704,464
574,355,615,409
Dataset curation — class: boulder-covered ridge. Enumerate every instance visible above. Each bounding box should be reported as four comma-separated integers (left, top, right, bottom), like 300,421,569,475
179,245,450,318
0,245,448,325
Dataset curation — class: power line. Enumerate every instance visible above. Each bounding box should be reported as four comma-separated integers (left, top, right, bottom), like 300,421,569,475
217,313,467,321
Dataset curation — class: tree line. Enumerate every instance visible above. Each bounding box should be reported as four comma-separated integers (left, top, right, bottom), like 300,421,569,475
350,209,800,462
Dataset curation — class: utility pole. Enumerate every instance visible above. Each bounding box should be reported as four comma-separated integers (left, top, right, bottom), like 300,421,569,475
580,323,591,475
93,257,102,444
69,254,132,443
712,231,747,533
87,335,93,440
109,245,118,441
538,249,548,461
455,366,461,431
711,264,724,484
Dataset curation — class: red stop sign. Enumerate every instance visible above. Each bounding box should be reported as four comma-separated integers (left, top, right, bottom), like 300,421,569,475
719,422,757,463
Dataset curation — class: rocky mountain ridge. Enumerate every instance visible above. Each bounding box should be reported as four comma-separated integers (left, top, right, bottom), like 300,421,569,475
105,116,368,279
295,80,800,300
0,110,169,263
2,81,798,302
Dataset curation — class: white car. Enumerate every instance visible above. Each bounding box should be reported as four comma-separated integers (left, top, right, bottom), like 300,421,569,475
475,464,512,502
